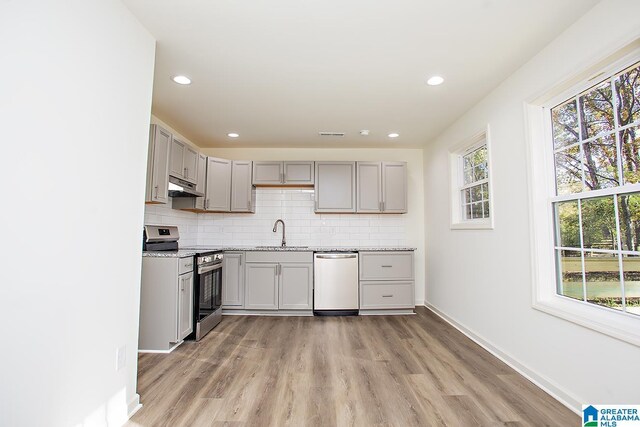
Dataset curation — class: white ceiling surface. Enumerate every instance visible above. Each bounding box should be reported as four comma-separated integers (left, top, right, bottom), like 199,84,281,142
123,0,598,148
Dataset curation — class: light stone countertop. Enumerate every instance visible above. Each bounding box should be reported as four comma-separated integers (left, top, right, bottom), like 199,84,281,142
142,246,416,257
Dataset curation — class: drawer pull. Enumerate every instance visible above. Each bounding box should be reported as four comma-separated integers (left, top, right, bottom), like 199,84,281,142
184,264,193,268
382,294,394,298
381,265,393,268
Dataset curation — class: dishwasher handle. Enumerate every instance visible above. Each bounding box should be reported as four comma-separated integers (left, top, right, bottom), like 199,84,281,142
315,253,357,259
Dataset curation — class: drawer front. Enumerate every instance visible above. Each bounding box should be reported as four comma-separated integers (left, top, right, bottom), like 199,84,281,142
359,252,414,280
245,251,313,263
360,282,414,309
179,256,195,275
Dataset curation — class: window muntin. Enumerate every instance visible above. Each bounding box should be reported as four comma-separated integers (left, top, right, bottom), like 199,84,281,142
551,61,640,316
460,145,490,220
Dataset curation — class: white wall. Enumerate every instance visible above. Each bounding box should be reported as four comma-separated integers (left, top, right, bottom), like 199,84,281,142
423,0,640,411
0,1,155,426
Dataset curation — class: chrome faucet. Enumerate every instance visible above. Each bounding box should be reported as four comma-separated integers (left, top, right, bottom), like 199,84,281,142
272,219,286,247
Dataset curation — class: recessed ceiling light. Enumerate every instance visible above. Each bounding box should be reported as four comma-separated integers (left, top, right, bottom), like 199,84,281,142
426,75,444,86
227,133,239,138
388,133,400,138
171,75,191,85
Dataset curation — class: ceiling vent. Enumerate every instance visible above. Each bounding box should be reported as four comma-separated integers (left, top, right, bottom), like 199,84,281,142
318,131,345,137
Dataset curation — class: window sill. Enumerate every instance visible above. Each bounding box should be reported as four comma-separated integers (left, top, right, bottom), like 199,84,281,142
450,219,494,230
533,295,640,347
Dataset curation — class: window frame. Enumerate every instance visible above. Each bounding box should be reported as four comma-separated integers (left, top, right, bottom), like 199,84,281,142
449,127,495,230
525,44,640,347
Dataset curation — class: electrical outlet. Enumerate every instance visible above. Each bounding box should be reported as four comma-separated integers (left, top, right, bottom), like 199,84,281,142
116,345,126,371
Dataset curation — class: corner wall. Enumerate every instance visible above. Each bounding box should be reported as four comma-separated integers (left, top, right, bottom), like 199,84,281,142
423,0,640,410
0,1,155,425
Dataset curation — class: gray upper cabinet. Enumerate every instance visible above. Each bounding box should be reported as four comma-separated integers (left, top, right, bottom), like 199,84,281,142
315,161,356,213
279,263,313,310
283,161,314,185
231,161,256,212
222,252,244,308
183,145,198,183
253,161,314,186
195,153,207,210
381,162,407,213
205,157,231,212
356,161,407,213
169,137,186,178
252,161,283,185
145,124,171,204
356,162,382,213
245,263,279,310
169,137,198,184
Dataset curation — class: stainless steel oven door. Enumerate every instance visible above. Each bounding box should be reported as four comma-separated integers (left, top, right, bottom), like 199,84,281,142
198,262,222,314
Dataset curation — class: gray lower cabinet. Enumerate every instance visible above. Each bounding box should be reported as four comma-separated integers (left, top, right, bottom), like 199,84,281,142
245,263,279,310
231,160,256,212
315,161,356,213
357,161,407,213
139,255,194,352
359,251,414,312
244,251,313,311
222,252,244,307
279,263,313,309
145,124,171,204
178,271,194,339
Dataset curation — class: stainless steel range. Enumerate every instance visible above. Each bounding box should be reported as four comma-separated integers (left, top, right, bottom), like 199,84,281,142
190,251,223,340
142,225,223,342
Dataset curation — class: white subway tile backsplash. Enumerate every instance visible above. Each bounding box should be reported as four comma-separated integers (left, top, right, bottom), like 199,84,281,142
144,188,408,248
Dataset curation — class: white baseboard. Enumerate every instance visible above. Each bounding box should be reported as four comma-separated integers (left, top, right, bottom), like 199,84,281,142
424,302,581,415
127,393,142,419
138,341,182,354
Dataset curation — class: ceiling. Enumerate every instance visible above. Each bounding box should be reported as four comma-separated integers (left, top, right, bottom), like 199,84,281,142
123,0,599,148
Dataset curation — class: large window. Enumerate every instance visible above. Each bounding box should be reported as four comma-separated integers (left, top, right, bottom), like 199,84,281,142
551,61,640,316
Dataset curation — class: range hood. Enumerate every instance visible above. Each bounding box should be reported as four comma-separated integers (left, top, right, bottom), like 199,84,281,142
168,175,204,198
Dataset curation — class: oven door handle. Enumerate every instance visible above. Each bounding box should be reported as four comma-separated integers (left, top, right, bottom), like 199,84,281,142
198,263,222,274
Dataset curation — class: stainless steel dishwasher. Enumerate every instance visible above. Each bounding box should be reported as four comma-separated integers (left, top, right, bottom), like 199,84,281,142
313,252,359,315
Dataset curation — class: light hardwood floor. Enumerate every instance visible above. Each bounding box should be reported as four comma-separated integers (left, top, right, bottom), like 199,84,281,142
128,307,578,426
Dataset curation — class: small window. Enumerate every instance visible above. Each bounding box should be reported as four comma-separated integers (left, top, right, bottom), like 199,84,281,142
449,129,493,229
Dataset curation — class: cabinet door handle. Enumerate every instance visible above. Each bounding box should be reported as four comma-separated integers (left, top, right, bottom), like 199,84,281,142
184,167,188,177
280,172,284,183
154,185,159,199
381,201,385,211
382,294,393,298
381,265,393,268
205,199,209,210
184,263,193,268
248,200,251,211
379,201,382,211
